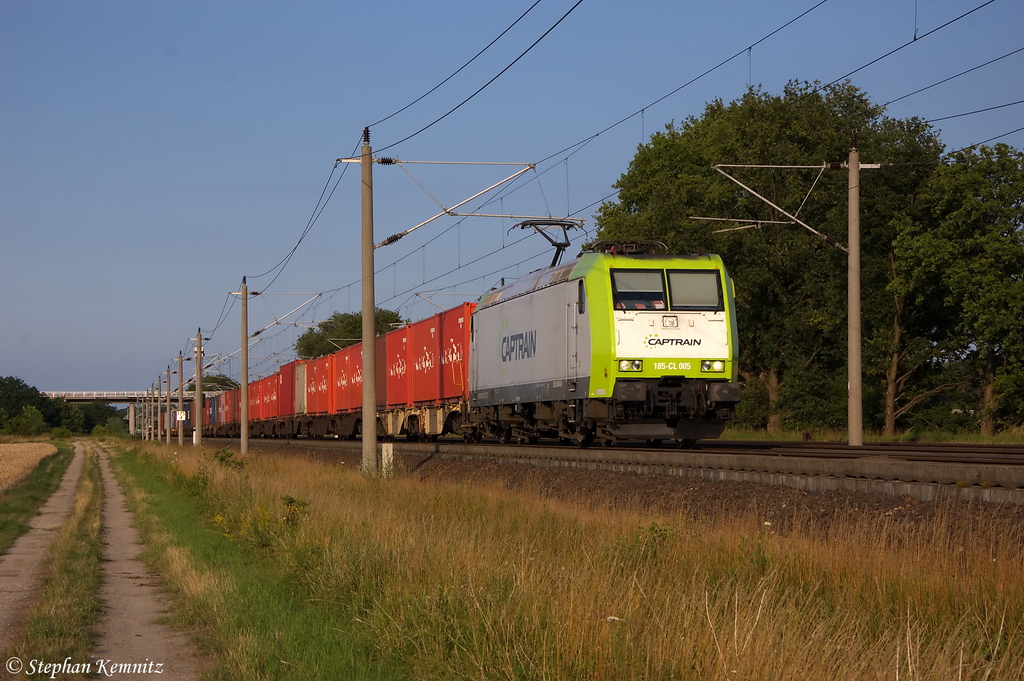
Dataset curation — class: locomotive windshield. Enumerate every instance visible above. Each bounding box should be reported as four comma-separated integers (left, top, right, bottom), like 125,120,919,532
611,270,666,310
668,270,723,311
611,268,723,311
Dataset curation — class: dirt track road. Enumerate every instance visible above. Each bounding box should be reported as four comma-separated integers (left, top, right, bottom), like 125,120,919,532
0,442,202,679
0,443,84,650
92,442,202,679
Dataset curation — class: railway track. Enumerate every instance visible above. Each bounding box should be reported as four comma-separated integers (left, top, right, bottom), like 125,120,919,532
208,438,1024,505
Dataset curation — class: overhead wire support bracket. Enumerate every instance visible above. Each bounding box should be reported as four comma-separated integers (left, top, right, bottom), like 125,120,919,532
335,157,537,248
710,164,854,252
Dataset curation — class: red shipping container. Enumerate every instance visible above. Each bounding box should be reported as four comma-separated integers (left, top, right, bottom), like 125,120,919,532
305,354,334,414
260,375,280,420
346,345,362,413
333,346,355,413
226,388,240,425
408,314,442,404
439,302,475,401
385,327,409,408
248,378,263,421
376,335,388,410
279,361,299,417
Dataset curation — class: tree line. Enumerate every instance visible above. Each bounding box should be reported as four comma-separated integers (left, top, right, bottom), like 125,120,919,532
0,376,128,437
596,81,1023,436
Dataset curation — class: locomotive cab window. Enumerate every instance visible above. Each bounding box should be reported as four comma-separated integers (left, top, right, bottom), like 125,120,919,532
611,270,666,310
667,270,723,311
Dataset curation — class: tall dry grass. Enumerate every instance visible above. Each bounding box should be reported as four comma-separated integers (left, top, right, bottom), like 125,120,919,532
138,442,1024,679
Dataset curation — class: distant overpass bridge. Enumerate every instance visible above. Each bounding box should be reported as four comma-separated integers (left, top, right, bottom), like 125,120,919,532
43,391,221,404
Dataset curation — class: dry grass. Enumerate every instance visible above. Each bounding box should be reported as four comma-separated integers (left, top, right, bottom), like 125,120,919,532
0,443,57,493
129,442,1024,679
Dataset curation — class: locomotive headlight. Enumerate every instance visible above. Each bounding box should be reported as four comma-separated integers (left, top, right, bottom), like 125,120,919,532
701,360,726,373
618,359,643,372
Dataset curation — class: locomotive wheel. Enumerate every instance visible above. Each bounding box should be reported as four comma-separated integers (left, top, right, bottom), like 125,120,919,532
499,426,512,446
676,439,696,449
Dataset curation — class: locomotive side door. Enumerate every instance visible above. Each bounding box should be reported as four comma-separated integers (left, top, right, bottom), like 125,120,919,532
567,278,588,391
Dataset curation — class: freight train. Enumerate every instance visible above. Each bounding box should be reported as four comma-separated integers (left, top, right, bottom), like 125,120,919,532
202,240,740,447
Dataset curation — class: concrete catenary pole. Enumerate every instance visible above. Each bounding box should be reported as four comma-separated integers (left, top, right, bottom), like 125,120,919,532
150,384,157,440
240,277,249,457
848,136,863,447
178,352,185,446
361,127,378,475
195,329,204,446
156,377,163,441
166,366,172,445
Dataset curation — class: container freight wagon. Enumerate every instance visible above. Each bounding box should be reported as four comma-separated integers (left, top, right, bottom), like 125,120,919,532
203,304,476,441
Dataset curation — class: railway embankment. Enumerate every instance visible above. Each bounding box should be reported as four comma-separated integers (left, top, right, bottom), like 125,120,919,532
97,440,1024,678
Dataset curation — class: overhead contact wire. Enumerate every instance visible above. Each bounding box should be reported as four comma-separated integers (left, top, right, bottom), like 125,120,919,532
367,0,545,128
375,0,587,154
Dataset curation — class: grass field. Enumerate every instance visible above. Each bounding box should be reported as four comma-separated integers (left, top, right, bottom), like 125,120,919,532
103,441,1024,680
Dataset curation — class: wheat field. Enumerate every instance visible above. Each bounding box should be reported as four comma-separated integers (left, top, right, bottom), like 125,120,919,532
0,443,57,493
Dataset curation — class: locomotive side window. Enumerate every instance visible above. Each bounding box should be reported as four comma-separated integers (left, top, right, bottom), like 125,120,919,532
611,270,666,310
577,279,586,314
667,270,723,311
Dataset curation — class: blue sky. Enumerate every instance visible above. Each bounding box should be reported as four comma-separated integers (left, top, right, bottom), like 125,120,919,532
2,0,1021,392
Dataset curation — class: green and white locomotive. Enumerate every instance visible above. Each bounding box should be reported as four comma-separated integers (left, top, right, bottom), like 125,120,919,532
466,239,740,447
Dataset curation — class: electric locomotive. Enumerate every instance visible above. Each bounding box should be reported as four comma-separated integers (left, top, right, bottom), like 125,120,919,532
465,239,740,447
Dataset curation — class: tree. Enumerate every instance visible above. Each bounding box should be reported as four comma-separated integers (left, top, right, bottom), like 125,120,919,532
894,144,1024,434
0,376,60,428
187,374,240,392
5,405,49,436
56,398,86,433
596,81,948,433
79,399,125,434
295,309,404,359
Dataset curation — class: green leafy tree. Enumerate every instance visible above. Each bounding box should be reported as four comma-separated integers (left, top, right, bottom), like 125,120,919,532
0,376,60,428
79,399,125,433
56,398,86,434
187,374,240,392
596,81,948,433
5,405,49,436
295,309,404,359
894,144,1024,434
